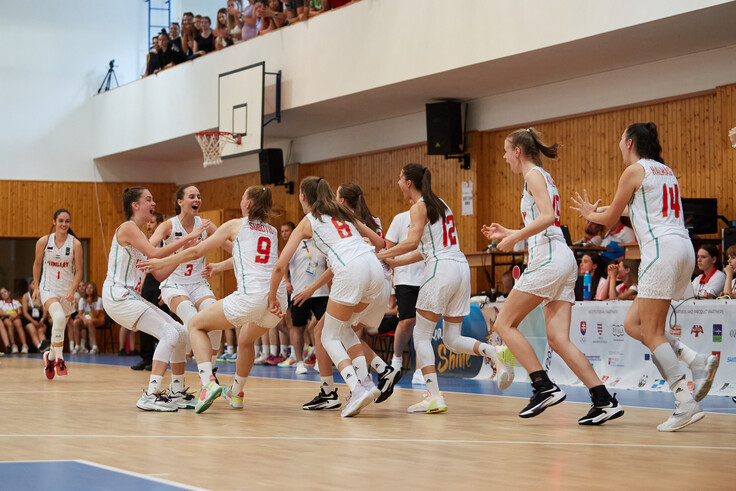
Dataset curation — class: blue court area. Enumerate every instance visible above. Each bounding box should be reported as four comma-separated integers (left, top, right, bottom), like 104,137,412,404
13,353,736,414
0,460,201,491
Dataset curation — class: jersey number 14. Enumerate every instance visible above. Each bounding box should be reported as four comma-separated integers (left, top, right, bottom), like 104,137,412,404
661,184,680,218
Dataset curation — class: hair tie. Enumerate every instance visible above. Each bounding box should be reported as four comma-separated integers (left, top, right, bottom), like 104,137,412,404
527,128,532,133
422,168,427,175
316,177,322,183
262,187,266,191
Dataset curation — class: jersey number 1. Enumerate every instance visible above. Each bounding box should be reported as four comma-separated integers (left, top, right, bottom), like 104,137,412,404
255,237,272,264
661,184,680,218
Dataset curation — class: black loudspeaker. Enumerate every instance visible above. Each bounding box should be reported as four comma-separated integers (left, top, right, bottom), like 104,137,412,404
426,101,462,155
259,148,284,185
723,228,736,263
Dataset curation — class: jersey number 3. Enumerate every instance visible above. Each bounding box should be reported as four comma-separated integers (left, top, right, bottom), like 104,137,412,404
255,237,272,264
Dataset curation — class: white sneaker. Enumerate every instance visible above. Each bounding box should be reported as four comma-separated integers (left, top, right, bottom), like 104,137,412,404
408,392,448,414
295,361,308,374
11,345,19,354
314,360,319,372
411,368,424,385
71,346,79,354
20,344,29,354
495,345,515,390
169,388,196,409
136,391,179,412
78,346,89,354
253,351,269,365
89,346,99,355
657,399,704,431
691,354,719,402
362,377,381,401
341,383,374,417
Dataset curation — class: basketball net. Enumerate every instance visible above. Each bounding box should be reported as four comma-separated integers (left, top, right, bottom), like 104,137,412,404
195,131,242,167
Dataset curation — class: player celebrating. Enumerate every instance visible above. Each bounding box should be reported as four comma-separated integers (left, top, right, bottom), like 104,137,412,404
33,208,83,379
572,122,718,431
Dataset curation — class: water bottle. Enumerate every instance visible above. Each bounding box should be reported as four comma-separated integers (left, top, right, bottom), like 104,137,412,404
583,271,592,300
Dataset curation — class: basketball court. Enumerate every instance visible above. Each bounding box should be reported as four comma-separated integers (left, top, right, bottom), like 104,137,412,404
2,355,734,490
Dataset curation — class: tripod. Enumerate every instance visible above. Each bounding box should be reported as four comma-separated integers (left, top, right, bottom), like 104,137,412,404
98,60,119,93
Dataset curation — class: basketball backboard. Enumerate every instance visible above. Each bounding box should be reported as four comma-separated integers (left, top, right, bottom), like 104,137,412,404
218,62,264,159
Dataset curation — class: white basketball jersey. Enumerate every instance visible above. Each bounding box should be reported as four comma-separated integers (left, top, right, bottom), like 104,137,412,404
104,224,147,294
307,213,373,275
40,233,76,295
520,167,565,261
418,199,466,263
629,159,690,248
232,218,278,295
162,216,208,284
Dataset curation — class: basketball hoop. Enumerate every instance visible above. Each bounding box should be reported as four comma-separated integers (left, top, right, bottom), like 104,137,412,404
195,131,242,167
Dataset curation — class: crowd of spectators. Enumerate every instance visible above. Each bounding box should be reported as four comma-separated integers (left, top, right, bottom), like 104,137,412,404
145,0,358,76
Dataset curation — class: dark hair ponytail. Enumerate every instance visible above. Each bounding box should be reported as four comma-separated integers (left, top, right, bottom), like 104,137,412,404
123,187,146,220
245,186,273,223
337,182,379,233
699,243,723,270
175,183,198,215
624,122,663,163
49,208,77,238
402,163,446,224
507,127,559,166
300,177,355,224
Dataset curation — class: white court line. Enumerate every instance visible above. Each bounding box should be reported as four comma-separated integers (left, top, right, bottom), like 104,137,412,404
77,460,206,490
0,389,143,394
1,434,735,451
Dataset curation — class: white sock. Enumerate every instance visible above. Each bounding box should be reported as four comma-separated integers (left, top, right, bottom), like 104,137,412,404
280,345,288,357
478,343,500,364
270,345,278,356
424,372,440,396
321,376,335,393
69,341,76,351
53,346,64,360
672,377,693,404
170,376,184,393
232,375,246,395
147,375,163,395
198,361,213,386
353,355,369,380
391,355,403,370
339,365,360,391
227,344,234,355
80,339,86,349
371,356,388,373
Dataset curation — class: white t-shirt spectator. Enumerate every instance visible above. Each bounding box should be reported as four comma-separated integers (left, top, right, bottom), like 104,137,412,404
385,211,424,287
79,297,103,318
288,239,329,297
692,269,726,298
1,299,22,315
601,224,636,247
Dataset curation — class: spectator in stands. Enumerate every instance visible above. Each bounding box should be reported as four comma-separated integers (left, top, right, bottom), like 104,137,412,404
574,220,603,247
214,8,234,49
1,287,29,354
721,244,736,299
575,252,605,301
729,126,736,148
145,36,161,76
310,0,329,16
181,12,196,57
169,22,182,51
194,14,203,35
495,269,515,301
235,0,260,42
259,0,286,34
601,216,635,263
155,31,186,73
325,0,352,9
226,1,243,42
73,282,104,355
607,259,639,300
22,279,48,353
284,0,309,23
692,244,726,299
193,16,216,57
0,301,10,354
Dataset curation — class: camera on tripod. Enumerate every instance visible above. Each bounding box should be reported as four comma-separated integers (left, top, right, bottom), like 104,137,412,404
98,59,119,93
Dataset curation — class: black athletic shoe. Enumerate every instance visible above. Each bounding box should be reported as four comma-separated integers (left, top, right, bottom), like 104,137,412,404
732,395,736,405
302,388,341,410
38,340,51,352
375,365,402,404
519,383,566,418
578,394,624,425
131,360,150,371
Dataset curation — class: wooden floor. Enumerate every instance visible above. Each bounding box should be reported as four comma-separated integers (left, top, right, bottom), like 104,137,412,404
1,357,735,490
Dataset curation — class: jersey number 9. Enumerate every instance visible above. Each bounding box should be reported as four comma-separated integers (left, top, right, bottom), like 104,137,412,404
255,237,272,264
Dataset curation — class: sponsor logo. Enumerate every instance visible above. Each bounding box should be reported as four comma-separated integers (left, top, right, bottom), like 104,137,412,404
713,324,722,343
175,231,183,237
669,325,682,336
712,351,721,361
687,381,694,391
65,246,71,255
719,383,731,391
601,375,609,383
638,375,648,387
612,324,625,339
610,378,621,387
586,355,601,362
596,322,603,336
544,347,553,371
727,356,736,363
644,353,650,361
691,325,703,337
730,329,736,338
607,356,624,368
580,321,587,335
651,379,665,389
